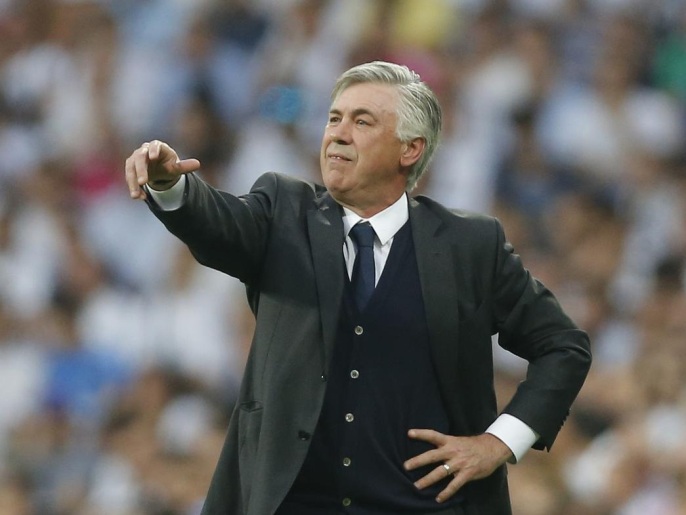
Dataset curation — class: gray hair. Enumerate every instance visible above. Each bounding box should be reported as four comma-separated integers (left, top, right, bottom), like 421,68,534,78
330,61,442,191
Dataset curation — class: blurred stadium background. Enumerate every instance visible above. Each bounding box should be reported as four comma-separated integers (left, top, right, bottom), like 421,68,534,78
1,0,686,513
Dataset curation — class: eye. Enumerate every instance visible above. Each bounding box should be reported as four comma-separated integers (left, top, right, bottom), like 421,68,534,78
356,118,371,126
328,115,341,125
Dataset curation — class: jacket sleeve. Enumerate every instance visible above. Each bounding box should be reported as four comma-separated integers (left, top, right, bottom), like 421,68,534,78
490,218,592,451
146,172,278,285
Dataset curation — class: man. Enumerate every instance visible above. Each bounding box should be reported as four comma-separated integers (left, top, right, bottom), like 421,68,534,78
125,61,591,515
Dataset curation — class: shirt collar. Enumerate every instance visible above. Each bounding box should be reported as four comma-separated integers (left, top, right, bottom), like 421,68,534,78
342,194,409,246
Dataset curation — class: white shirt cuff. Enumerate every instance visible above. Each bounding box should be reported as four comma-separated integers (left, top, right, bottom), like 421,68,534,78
146,175,187,211
486,414,539,464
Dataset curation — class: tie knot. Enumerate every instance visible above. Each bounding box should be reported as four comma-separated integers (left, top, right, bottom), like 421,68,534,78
350,222,375,249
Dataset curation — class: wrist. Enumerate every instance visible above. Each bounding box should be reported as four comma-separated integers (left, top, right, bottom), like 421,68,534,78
147,177,180,191
483,433,514,463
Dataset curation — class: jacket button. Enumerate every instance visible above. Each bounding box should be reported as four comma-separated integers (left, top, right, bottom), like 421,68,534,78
298,430,311,441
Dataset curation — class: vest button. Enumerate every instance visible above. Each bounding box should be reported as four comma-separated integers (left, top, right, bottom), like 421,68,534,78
343,457,352,467
345,413,354,422
342,498,352,507
350,370,359,379
354,325,364,335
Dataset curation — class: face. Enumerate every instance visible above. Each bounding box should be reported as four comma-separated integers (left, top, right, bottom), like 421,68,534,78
320,82,420,217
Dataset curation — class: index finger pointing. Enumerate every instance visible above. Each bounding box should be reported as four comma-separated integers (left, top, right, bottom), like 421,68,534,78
173,158,201,175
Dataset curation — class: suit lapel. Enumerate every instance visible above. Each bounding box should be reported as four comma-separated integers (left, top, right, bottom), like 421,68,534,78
307,193,345,373
409,198,461,398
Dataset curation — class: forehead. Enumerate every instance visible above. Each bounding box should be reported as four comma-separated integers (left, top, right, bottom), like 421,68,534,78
331,82,399,116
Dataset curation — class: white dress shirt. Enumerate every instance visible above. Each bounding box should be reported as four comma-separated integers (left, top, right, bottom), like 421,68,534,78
148,179,538,462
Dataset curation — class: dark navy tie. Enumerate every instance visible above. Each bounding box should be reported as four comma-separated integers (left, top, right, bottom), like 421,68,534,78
350,222,376,310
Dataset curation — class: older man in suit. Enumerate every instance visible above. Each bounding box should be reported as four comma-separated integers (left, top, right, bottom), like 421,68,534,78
125,61,591,515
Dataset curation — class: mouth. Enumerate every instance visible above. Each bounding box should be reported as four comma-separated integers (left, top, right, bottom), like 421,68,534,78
327,153,352,161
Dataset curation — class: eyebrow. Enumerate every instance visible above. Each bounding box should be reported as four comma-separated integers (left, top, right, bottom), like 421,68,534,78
329,107,378,120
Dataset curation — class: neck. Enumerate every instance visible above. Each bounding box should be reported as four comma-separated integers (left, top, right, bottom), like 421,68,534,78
337,193,405,219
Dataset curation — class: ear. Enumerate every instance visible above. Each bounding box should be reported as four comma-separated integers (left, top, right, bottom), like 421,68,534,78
399,138,426,168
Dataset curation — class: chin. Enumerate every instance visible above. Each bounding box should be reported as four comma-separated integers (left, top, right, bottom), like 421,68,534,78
324,181,350,202
323,170,346,190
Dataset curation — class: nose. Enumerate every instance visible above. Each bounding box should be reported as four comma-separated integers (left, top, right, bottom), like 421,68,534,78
328,119,352,144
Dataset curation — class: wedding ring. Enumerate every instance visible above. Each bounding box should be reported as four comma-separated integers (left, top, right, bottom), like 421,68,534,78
443,463,452,476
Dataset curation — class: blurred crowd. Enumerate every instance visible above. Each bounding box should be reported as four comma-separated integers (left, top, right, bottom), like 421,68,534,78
0,0,685,513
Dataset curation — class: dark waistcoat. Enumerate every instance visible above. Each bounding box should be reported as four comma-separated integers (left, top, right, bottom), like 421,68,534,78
278,221,462,514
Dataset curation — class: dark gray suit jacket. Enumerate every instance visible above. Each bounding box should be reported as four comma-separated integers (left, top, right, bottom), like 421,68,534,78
149,172,591,515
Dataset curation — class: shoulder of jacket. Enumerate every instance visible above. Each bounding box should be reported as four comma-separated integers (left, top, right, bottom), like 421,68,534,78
411,194,498,228
254,172,325,197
